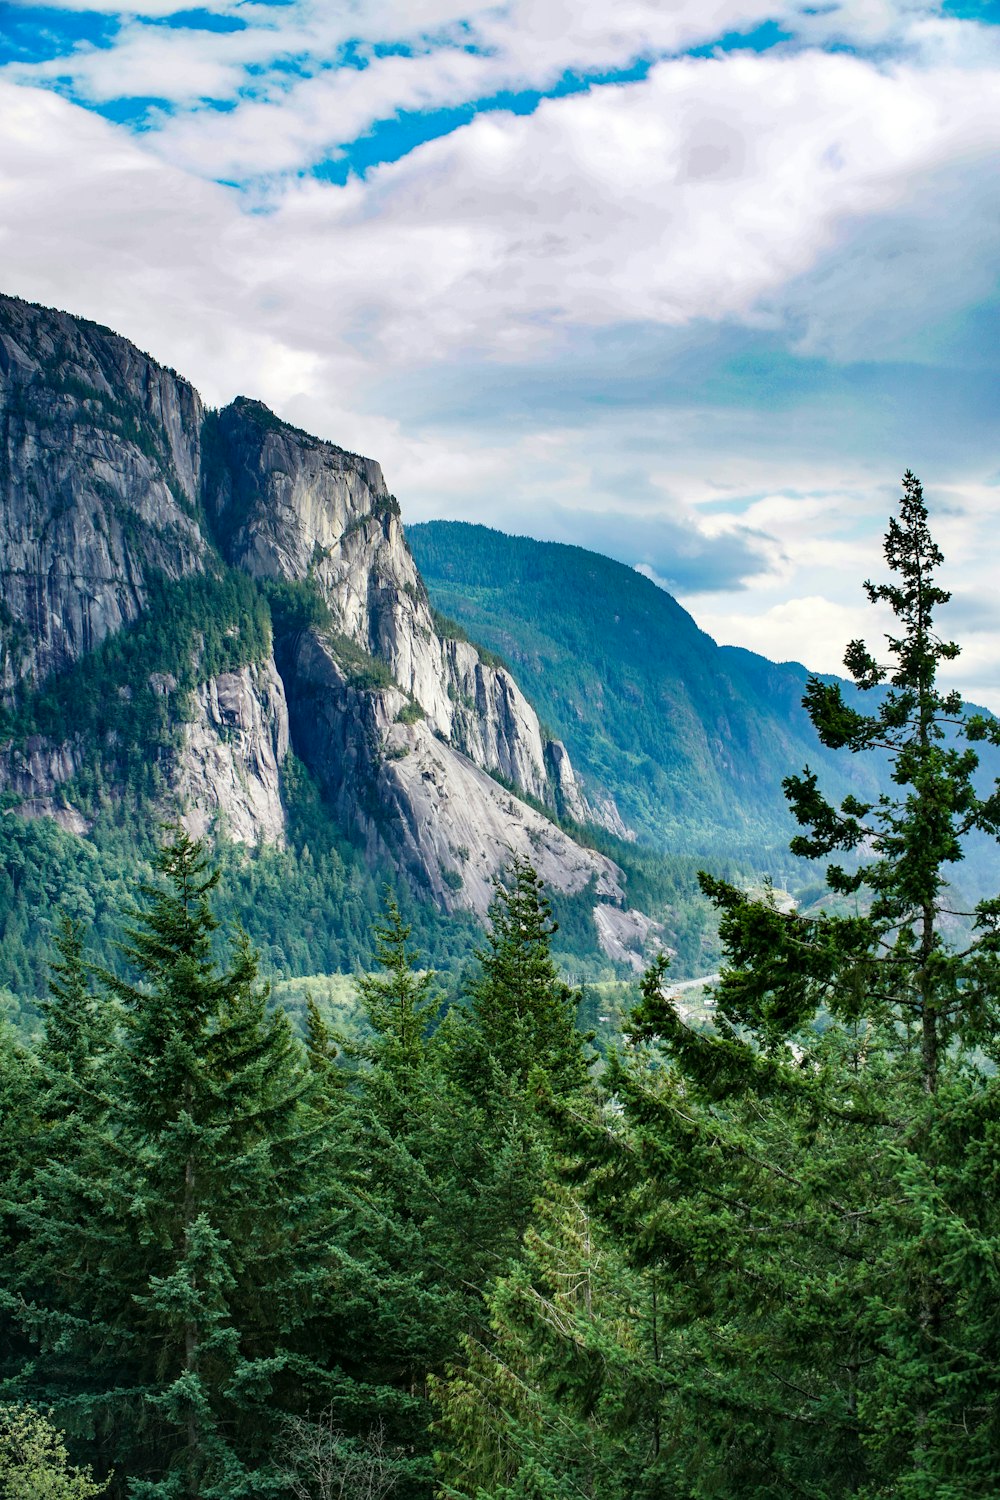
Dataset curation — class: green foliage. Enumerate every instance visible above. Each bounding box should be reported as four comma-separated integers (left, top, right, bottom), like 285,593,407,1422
433,1189,656,1500
327,632,395,691
0,1404,108,1498
457,858,593,1099
3,831,347,1497
0,756,485,1011
261,576,333,639
1,569,271,792
0,813,143,1003
434,477,1000,1499
703,472,1000,1087
357,892,441,1083
430,608,471,645
432,860,598,1316
395,699,425,725
346,896,468,1397
409,521,886,865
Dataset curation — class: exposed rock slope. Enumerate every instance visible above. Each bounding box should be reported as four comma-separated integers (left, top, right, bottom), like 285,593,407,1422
176,661,289,848
205,397,553,802
0,296,205,696
0,294,637,953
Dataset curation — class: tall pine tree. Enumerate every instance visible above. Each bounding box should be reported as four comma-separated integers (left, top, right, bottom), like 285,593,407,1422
7,831,344,1497
435,476,1000,1497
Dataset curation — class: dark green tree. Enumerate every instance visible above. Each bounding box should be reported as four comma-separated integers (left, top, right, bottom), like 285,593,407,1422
318,891,454,1485
700,470,1000,1089
433,1185,658,1500
356,890,439,1125
449,857,592,1105
6,831,343,1497
435,476,1000,1497
430,861,584,1295
0,1019,38,1398
34,915,115,1137
626,475,1000,1495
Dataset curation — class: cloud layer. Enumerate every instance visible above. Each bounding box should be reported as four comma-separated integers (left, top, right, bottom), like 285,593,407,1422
1,1,998,702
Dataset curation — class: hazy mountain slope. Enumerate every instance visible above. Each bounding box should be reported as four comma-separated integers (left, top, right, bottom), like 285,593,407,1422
409,521,883,862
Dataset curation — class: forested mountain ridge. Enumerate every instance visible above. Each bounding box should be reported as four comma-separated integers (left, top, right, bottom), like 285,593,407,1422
409,520,896,863
0,293,655,972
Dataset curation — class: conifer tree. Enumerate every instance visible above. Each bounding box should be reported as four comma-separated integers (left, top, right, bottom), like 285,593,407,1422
435,477,1000,1497
7,831,343,1497
106,831,344,1495
356,890,439,1129
434,1188,658,1500
0,1019,38,1396
460,858,591,1100
699,470,1000,1086
36,915,114,1122
0,918,124,1480
433,860,596,1339
610,476,1000,1495
323,892,458,1492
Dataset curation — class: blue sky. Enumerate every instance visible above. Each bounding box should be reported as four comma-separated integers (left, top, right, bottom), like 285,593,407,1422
1,0,998,697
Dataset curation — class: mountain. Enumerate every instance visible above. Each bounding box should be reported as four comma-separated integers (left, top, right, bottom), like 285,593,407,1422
0,293,657,985
409,522,1000,908
408,521,885,865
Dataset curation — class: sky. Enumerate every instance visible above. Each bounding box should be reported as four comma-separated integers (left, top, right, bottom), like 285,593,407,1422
1,0,998,700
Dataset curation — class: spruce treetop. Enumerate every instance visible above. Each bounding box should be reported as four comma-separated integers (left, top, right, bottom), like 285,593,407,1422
697,472,1000,1091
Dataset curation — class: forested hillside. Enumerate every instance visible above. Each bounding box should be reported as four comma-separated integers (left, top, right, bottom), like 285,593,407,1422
409,521,884,863
3,479,999,1498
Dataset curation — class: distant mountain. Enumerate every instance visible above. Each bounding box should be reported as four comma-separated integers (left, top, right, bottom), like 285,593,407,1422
0,293,660,995
409,521,886,867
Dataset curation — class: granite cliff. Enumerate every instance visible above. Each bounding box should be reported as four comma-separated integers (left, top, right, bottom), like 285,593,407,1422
0,293,646,957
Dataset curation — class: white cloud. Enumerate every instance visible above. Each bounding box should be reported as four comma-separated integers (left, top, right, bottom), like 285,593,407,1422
6,0,970,189
1,6,999,702
225,48,999,366
3,0,240,12
690,594,876,671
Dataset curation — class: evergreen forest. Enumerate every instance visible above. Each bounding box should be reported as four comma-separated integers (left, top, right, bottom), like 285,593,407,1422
2,476,999,1498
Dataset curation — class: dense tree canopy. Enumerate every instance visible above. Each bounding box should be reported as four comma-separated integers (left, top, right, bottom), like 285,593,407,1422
433,474,1000,1499
2,475,998,1498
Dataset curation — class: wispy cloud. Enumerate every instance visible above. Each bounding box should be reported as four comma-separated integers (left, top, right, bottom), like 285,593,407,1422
0,2,998,701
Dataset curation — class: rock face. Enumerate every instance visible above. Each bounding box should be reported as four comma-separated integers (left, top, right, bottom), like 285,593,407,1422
176,661,289,847
444,640,550,803
0,296,205,698
0,735,90,832
0,293,646,961
592,906,666,972
205,397,552,802
377,725,622,919
205,399,454,731
282,629,621,920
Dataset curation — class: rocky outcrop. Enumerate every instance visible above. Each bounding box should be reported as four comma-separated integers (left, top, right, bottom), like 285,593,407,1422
205,399,454,731
546,738,635,840
176,659,289,847
592,905,667,972
205,398,559,806
282,626,622,919
445,640,550,802
0,734,90,831
584,792,636,842
0,293,648,961
0,295,205,698
379,726,622,918
546,739,589,823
